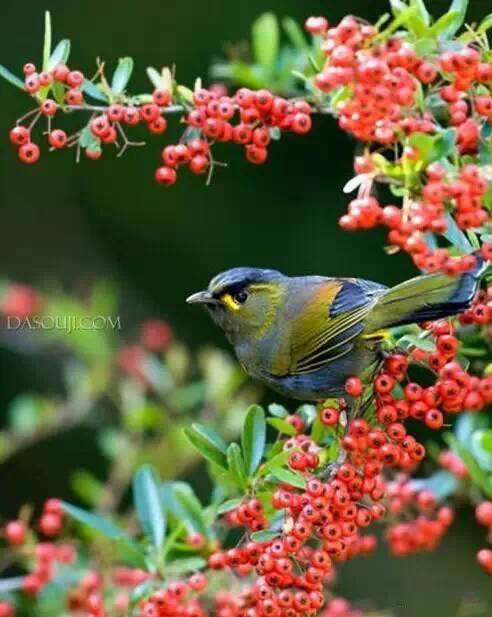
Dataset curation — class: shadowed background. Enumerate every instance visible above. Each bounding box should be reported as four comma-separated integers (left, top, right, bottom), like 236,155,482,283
1,0,491,614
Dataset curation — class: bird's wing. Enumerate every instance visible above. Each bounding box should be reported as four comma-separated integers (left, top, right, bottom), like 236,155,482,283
288,279,385,375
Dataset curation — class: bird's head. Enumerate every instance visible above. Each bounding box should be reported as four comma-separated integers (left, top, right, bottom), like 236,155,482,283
186,267,287,343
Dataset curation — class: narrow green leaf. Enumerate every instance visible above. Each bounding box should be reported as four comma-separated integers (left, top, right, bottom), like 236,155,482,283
146,67,163,89
42,11,52,72
252,13,279,73
241,405,266,475
111,57,134,95
251,529,280,543
478,14,492,34
470,430,492,471
227,443,248,490
428,11,461,37
282,17,308,50
442,212,473,253
183,424,228,470
390,0,407,17
411,0,431,25
411,470,458,501
270,467,306,489
398,334,436,352
165,557,206,575
48,39,71,70
61,501,126,539
260,448,293,475
217,498,242,515
82,80,109,102
267,417,297,437
172,483,208,536
133,465,166,550
268,403,288,418
0,64,25,90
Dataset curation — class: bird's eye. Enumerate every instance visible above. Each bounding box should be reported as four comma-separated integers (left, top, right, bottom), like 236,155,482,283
234,290,248,304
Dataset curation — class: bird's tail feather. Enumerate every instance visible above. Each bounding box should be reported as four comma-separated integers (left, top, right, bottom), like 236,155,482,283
364,255,486,333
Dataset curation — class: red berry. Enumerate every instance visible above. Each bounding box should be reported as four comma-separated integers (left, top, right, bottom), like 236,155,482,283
345,376,363,397
40,99,57,116
5,520,27,545
152,88,171,107
245,144,268,165
48,129,67,149
18,142,40,164
476,501,492,527
155,166,177,186
9,125,30,146
23,63,36,75
66,70,84,87
189,154,209,175
477,549,492,574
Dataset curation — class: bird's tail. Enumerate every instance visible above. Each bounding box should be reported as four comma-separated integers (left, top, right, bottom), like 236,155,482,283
364,255,487,333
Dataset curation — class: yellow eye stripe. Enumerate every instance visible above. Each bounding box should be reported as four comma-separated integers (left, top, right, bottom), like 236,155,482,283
221,293,240,311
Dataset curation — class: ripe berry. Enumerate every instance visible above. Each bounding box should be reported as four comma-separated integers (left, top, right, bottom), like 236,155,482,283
477,549,492,575
152,88,171,107
476,501,492,527
48,129,67,149
66,70,84,87
18,142,40,164
9,125,30,146
345,376,363,396
5,520,27,545
245,144,267,164
155,166,177,186
40,99,57,116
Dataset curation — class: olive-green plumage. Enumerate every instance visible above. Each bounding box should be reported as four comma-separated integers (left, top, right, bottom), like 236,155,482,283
186,262,484,401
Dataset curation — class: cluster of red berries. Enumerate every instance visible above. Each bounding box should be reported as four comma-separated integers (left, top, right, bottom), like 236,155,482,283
385,477,453,556
138,575,209,617
224,498,268,532
340,167,490,274
459,287,492,326
206,457,381,617
285,435,320,472
311,15,492,147
9,58,174,162
155,87,312,185
3,499,68,598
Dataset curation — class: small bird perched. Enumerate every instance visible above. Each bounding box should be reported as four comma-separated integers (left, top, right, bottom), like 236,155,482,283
186,262,484,401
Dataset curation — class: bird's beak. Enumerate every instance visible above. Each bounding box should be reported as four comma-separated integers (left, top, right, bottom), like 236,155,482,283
186,290,216,305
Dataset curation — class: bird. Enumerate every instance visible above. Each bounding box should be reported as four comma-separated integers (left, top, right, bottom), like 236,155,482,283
186,261,485,402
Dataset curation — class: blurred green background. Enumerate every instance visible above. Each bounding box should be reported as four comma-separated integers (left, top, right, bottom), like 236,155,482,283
1,0,491,614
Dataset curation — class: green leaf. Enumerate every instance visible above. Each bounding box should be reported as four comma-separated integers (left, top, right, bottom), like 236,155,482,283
48,39,71,70
133,465,166,550
227,443,248,490
111,57,134,95
267,417,297,436
478,14,492,34
431,0,467,39
268,403,288,418
251,529,280,543
470,430,492,472
165,557,206,576
172,483,208,536
241,405,266,475
270,467,306,489
183,424,228,470
445,433,492,498
42,11,52,72
252,13,279,74
61,502,126,539
260,448,293,476
282,17,308,50
432,128,456,160
455,413,490,445
390,0,407,17
82,80,109,102
398,334,436,352
442,212,473,253
411,0,431,25
0,64,25,90
297,404,317,427
411,470,458,500
217,498,242,515
146,67,163,89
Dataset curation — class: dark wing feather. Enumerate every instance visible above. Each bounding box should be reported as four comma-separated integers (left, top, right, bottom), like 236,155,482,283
289,279,386,375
